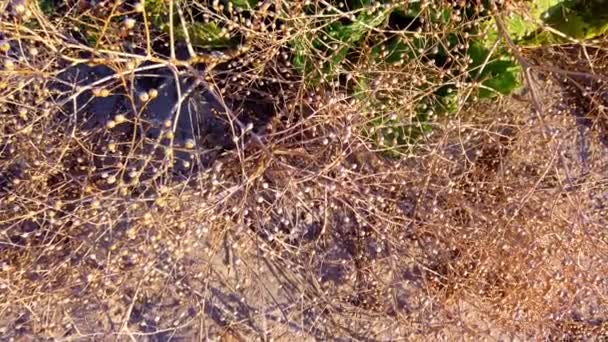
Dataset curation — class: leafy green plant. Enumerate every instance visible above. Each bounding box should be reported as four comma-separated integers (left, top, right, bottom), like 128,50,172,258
483,0,561,45
495,0,608,47
467,41,521,99
287,1,526,154
533,0,608,41
136,0,607,155
291,1,391,84
145,0,238,48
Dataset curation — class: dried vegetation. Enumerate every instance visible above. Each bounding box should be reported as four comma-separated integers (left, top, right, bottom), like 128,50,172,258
0,0,607,340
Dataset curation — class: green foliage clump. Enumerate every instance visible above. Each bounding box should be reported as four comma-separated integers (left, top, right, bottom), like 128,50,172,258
531,0,608,42
287,0,608,154
288,1,522,154
145,0,239,48
467,40,521,98
498,0,608,47
55,0,606,154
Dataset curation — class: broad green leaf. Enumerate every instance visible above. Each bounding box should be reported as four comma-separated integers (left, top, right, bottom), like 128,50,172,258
478,61,521,98
483,0,564,47
467,41,521,98
512,0,608,47
542,0,608,39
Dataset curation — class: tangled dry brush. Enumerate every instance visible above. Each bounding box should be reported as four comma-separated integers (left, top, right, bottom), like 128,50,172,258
1,0,607,340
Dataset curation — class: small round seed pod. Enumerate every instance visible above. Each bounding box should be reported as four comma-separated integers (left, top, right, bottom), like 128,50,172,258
3,59,15,70
114,114,126,123
123,17,136,29
0,41,10,52
148,88,158,99
133,2,145,12
138,91,150,102
184,139,196,149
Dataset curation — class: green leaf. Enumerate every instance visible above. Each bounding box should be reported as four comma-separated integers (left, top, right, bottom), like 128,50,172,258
329,6,390,44
38,0,54,15
228,0,258,9
479,61,521,98
371,37,410,64
185,22,234,48
291,3,391,84
437,91,459,114
512,0,608,47
483,0,565,47
144,0,235,48
324,46,350,78
542,0,608,39
467,41,521,98
145,0,170,29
